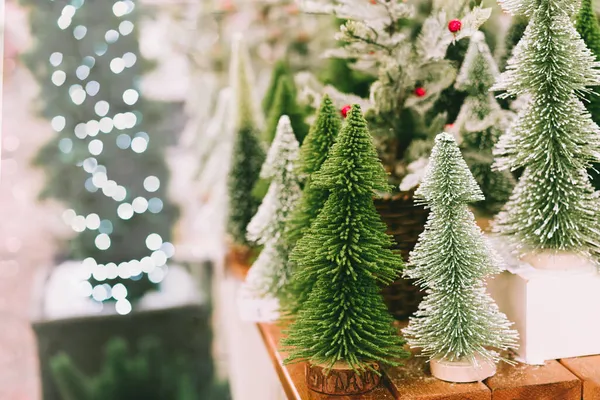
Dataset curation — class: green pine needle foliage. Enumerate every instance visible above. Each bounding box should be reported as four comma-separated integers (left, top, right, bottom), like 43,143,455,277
320,57,375,99
282,105,408,373
264,76,309,144
262,60,291,116
493,0,600,258
228,125,265,246
577,0,600,189
51,354,93,400
499,16,528,72
50,338,220,400
284,95,341,259
296,95,342,180
403,133,518,364
454,32,515,214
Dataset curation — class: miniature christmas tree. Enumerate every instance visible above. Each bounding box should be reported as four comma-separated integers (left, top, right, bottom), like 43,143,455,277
577,0,600,189
227,37,266,247
492,0,600,258
264,75,309,144
283,105,408,372
284,95,341,257
453,31,515,215
403,133,518,371
245,116,301,298
262,60,291,116
21,0,177,302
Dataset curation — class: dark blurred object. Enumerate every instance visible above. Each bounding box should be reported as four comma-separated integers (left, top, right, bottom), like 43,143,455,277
51,336,228,400
34,304,217,400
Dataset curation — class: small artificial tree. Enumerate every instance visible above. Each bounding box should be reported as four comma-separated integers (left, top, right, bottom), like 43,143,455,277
453,31,515,215
262,59,291,116
285,95,342,250
264,75,309,144
403,133,518,374
227,37,266,247
492,0,600,259
577,0,600,189
283,105,408,373
245,116,301,299
254,73,309,200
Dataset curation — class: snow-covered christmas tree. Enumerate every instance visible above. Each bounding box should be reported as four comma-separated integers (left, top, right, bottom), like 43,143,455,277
403,133,518,382
493,0,600,259
245,116,301,302
453,31,515,215
299,0,491,178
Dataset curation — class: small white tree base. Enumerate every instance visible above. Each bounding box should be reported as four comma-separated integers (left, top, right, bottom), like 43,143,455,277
430,356,496,383
488,238,600,364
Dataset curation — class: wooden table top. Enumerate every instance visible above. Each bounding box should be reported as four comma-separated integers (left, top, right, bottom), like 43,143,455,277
256,322,600,400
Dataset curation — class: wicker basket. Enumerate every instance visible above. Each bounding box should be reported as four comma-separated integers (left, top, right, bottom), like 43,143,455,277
374,189,429,320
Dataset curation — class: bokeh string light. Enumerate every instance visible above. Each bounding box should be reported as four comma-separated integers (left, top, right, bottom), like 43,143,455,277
47,0,174,314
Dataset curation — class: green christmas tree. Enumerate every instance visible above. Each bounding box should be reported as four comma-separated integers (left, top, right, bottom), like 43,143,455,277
403,133,518,364
21,0,177,301
453,31,515,215
284,95,341,257
577,0,600,189
264,75,309,144
262,60,291,116
227,37,266,247
492,0,600,258
253,72,307,201
245,116,301,298
283,105,408,372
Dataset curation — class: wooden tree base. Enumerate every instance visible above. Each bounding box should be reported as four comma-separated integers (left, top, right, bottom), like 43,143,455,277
305,362,381,395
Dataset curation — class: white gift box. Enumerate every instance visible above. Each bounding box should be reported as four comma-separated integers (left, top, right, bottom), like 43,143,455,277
487,239,600,365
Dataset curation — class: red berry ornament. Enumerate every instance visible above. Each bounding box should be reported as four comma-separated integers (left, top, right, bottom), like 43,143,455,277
448,19,462,33
414,87,426,97
341,104,352,118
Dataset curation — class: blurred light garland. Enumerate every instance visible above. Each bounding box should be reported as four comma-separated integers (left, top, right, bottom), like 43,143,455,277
46,0,174,313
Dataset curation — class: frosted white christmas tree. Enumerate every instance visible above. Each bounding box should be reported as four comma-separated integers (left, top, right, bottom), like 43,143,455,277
492,0,600,260
403,133,518,382
241,115,301,320
452,31,515,214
